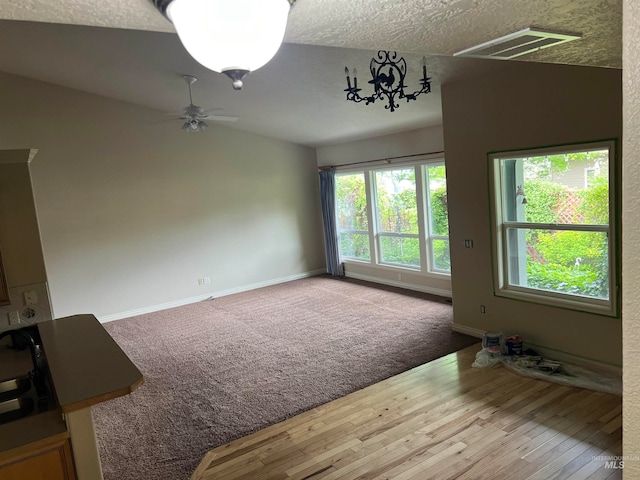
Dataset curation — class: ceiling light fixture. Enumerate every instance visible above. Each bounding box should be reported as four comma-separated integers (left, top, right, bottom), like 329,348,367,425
344,51,431,112
152,0,297,90
182,118,208,132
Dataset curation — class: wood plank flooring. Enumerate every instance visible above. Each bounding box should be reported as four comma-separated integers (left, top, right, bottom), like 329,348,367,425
191,344,622,480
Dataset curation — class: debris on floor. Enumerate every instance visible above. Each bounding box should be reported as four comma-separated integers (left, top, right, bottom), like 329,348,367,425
471,332,621,395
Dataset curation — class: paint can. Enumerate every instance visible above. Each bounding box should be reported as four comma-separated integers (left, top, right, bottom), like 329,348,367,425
482,331,503,349
505,335,523,355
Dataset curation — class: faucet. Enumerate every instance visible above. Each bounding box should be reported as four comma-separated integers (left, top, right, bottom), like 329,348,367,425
0,329,40,380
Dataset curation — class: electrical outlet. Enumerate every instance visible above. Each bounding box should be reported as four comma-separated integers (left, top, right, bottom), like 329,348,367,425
197,278,204,286
24,290,38,305
8,311,20,325
464,239,474,248
480,305,486,314
203,276,211,285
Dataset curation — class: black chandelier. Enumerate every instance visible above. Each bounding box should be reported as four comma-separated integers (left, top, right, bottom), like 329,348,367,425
344,51,431,112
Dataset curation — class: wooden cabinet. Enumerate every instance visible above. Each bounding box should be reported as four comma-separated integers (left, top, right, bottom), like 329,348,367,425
0,249,9,306
0,435,76,480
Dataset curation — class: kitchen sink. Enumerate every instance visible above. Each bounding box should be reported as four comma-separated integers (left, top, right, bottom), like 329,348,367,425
0,373,55,426
0,326,56,426
0,377,31,403
0,396,35,424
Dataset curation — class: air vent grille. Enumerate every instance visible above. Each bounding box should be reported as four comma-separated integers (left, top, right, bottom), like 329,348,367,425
454,28,581,60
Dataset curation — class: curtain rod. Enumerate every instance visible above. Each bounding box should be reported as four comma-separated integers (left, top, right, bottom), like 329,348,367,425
318,150,445,171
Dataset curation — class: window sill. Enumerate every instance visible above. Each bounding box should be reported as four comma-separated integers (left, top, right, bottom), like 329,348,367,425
341,259,451,279
495,287,618,318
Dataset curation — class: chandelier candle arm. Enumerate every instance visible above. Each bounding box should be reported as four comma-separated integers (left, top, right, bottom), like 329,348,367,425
344,51,432,112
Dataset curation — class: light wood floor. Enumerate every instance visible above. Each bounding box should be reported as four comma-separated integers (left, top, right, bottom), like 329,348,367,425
191,344,622,480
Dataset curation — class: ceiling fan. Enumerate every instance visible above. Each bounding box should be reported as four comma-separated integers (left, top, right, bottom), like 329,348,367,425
176,75,239,132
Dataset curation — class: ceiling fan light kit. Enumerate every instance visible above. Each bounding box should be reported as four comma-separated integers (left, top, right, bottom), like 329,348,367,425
176,75,238,132
183,118,208,132
152,0,296,90
344,51,431,112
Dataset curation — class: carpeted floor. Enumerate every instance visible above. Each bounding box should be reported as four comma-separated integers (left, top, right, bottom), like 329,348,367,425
92,275,478,480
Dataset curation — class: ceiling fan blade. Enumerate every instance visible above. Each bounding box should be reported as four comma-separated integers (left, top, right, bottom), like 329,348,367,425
208,115,239,122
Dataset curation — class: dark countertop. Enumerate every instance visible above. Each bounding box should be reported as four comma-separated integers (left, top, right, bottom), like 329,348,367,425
38,314,144,413
0,314,143,456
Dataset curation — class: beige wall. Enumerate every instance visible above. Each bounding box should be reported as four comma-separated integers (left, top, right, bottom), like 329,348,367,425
0,72,325,320
0,151,47,287
315,125,452,295
442,61,622,365
315,125,444,167
623,0,640,473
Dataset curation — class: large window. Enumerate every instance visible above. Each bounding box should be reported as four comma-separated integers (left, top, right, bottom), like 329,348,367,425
489,140,617,316
335,160,450,275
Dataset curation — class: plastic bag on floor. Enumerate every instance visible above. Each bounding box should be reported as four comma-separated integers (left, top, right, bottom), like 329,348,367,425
472,347,502,368
501,355,621,396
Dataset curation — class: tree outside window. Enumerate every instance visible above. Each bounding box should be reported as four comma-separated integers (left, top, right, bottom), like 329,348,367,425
490,141,617,316
335,161,450,275
375,168,420,267
335,172,370,260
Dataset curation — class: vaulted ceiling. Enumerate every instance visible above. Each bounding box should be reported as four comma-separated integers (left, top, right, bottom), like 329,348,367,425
0,0,622,147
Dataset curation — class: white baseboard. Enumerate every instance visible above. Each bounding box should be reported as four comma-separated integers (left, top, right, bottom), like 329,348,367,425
452,323,621,372
523,342,621,373
451,324,484,339
98,269,326,323
344,271,452,298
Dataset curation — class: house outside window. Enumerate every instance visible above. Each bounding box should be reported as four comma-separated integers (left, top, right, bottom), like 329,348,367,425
335,159,450,276
488,140,617,316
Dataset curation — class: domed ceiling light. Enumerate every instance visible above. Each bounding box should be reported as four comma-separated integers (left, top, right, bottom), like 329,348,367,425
152,0,296,90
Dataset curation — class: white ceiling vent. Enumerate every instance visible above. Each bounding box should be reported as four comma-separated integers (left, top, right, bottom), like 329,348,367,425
453,28,582,60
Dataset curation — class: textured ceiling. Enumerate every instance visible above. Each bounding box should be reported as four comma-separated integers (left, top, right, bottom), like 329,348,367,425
0,0,622,68
286,0,622,68
0,0,622,146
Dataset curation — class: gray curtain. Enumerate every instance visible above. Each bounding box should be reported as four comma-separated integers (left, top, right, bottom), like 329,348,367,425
319,170,344,276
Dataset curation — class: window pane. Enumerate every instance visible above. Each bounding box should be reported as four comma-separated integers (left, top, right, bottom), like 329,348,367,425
506,227,609,300
427,165,449,236
375,168,418,234
336,173,368,231
432,238,451,272
339,233,370,260
502,149,609,225
336,173,370,260
380,236,420,267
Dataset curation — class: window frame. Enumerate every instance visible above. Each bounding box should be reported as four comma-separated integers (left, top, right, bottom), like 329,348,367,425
488,139,618,317
334,171,371,262
334,157,450,277
423,164,451,274
372,165,422,269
